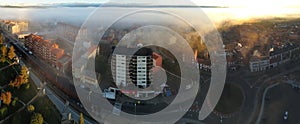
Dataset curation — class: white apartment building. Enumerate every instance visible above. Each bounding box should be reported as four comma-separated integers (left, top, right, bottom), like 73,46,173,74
249,57,270,72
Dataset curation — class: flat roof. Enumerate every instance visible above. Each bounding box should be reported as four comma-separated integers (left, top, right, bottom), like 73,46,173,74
113,46,152,56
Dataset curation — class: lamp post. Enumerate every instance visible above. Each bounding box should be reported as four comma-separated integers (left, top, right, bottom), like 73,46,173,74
135,102,137,123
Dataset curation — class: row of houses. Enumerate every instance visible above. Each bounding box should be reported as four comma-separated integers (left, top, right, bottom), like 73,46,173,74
24,34,71,73
0,20,28,34
249,43,300,72
198,49,239,72
72,45,99,88
55,22,87,43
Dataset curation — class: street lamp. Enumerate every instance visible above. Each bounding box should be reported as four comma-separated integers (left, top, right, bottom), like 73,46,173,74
134,102,137,123
88,91,92,101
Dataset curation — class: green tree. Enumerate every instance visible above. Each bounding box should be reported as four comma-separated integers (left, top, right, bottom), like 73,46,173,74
8,46,16,60
11,97,18,106
25,83,30,89
0,106,7,116
30,113,43,124
79,113,84,124
27,104,35,112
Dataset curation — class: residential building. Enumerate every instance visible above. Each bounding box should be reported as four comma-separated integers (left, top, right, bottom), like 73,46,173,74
111,47,155,88
55,22,87,43
24,34,65,67
269,43,300,68
249,43,300,72
0,20,28,34
249,56,270,72
72,47,100,88
57,55,72,73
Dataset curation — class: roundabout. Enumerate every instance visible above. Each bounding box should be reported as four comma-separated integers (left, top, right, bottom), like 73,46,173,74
214,83,245,116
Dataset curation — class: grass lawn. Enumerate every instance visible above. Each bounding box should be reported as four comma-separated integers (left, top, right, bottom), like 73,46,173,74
32,96,62,124
0,62,19,86
8,79,38,103
3,95,61,124
214,83,244,114
0,62,61,123
0,102,23,120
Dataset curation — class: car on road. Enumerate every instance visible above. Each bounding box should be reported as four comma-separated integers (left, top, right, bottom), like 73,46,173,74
283,111,289,120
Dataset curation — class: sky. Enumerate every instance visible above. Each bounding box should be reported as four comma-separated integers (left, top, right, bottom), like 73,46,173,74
0,0,300,7
0,0,107,6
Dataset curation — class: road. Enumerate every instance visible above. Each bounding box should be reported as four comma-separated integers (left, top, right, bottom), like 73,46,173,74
255,82,280,124
253,66,300,124
256,80,300,124
30,66,94,124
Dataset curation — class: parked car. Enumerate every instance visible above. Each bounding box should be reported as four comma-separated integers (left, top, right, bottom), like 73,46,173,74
284,111,289,120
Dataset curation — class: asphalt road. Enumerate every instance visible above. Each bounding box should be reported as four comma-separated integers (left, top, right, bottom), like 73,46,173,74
262,83,300,124
30,67,94,124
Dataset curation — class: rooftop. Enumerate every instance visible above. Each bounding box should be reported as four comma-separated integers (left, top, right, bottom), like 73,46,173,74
51,48,64,56
58,55,71,64
113,46,153,56
270,43,299,56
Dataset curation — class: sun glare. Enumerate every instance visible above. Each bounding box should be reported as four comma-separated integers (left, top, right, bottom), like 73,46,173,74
192,0,300,19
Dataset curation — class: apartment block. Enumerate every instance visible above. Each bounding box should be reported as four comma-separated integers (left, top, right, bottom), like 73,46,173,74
24,34,65,67
0,20,28,34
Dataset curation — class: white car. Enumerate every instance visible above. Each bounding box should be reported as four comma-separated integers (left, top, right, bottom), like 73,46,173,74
283,111,288,120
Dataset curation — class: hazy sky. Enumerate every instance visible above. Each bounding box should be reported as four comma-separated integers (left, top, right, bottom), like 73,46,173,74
0,0,107,5
0,0,300,7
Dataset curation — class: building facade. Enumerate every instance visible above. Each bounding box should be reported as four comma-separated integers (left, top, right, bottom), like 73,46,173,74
0,20,28,34
249,57,270,72
249,44,300,72
24,34,65,67
111,47,162,89
55,22,87,43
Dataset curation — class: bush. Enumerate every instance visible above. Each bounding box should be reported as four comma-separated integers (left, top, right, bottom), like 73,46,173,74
27,105,35,112
0,106,8,116
25,83,30,90
30,113,43,124
11,97,18,107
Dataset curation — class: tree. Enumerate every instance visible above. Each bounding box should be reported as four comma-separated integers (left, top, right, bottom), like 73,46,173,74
0,106,7,116
8,46,16,60
1,91,12,105
1,46,7,57
0,56,5,63
27,104,35,112
25,83,30,89
11,97,18,106
30,113,43,124
0,46,7,63
20,66,29,84
79,113,84,124
9,67,29,88
9,76,23,88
